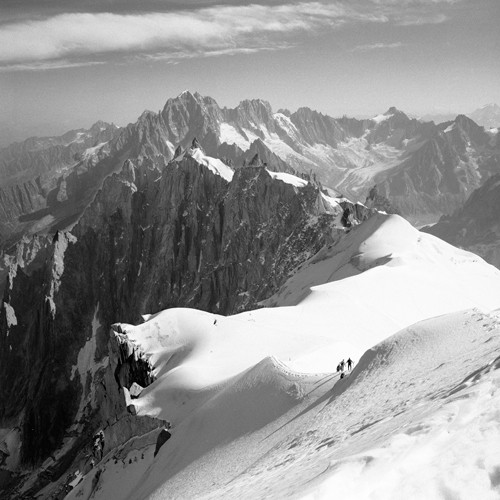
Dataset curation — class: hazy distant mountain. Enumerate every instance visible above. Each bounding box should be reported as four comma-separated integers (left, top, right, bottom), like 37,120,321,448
420,105,500,129
419,111,458,124
469,103,500,129
0,122,120,246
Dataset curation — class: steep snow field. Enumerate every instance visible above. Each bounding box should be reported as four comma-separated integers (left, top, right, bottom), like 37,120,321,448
67,214,500,499
266,170,309,189
189,148,234,182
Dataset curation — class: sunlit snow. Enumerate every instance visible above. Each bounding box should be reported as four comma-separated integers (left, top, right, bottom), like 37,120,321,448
266,170,308,188
371,113,393,124
219,123,251,151
189,148,234,182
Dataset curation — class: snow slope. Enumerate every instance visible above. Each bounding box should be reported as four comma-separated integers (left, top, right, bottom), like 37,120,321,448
266,170,308,188
67,214,500,499
189,148,234,182
205,308,500,500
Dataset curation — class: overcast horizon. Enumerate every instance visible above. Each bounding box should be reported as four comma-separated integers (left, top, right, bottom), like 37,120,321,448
0,0,499,146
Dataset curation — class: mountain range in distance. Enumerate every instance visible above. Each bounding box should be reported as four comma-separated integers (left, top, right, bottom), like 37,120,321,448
421,103,500,130
1,91,499,251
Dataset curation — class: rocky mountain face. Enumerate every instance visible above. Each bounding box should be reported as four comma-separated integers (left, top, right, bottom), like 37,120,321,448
0,122,121,247
371,114,500,225
0,137,374,496
2,92,499,247
175,94,500,223
423,172,500,269
110,92,500,224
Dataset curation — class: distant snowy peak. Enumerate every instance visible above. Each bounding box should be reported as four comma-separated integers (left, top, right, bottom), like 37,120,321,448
371,107,408,124
419,111,458,124
469,103,500,129
438,114,491,146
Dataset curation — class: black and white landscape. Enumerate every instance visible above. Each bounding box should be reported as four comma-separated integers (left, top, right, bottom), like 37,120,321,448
1,1,500,499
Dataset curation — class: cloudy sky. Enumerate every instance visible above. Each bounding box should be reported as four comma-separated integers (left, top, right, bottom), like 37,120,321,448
0,0,498,144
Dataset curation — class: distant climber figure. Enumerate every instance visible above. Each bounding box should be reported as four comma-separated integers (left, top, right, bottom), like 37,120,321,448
347,358,353,371
340,360,345,372
214,318,217,326
340,372,345,379
336,364,340,373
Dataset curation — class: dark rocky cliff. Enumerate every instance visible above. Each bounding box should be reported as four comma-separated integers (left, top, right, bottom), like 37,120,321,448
0,123,121,248
423,172,500,269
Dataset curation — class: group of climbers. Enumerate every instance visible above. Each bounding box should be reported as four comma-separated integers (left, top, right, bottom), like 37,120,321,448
336,357,353,378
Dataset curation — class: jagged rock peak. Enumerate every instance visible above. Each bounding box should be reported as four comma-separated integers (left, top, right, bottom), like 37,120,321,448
164,90,218,110
451,114,487,143
176,89,209,102
277,108,292,117
174,145,183,159
191,137,202,150
454,114,479,128
294,106,325,118
89,120,117,132
249,153,262,167
235,99,273,121
383,107,410,120
364,185,400,215
386,106,400,115
174,89,201,102
138,109,156,121
121,159,137,183
178,89,196,98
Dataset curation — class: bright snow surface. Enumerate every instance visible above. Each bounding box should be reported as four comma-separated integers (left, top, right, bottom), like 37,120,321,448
188,148,234,182
67,214,500,500
266,170,308,188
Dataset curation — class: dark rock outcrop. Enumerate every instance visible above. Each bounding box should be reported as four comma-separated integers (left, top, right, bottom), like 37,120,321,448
364,185,401,215
0,122,121,248
423,172,500,268
153,427,172,458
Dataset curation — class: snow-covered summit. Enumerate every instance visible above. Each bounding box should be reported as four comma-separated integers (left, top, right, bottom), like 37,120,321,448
469,103,500,129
